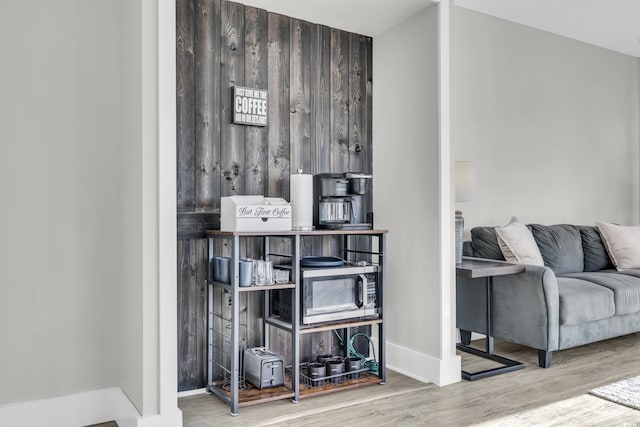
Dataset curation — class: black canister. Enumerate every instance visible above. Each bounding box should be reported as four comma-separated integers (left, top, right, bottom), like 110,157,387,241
345,357,362,379
307,362,326,386
316,354,333,364
325,359,344,383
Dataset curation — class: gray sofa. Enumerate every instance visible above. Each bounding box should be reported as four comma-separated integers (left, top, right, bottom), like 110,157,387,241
458,224,640,368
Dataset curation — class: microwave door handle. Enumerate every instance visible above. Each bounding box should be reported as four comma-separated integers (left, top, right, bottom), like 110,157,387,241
357,274,368,308
349,197,355,221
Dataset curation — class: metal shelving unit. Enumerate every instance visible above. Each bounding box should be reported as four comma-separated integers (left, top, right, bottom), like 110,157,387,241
205,229,387,416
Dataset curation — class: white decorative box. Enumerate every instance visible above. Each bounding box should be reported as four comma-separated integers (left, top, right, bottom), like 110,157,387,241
221,196,292,232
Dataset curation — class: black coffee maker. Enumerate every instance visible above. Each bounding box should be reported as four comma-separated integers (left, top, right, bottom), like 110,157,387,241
313,172,372,229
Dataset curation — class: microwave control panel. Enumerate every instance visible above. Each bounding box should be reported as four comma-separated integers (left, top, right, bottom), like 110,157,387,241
364,272,378,309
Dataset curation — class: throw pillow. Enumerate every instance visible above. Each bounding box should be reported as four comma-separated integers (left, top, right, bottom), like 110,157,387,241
470,227,505,260
596,222,640,270
529,224,584,274
495,219,544,266
578,225,614,271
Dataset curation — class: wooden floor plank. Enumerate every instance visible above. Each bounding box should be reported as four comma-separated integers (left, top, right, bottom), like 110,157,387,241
179,332,640,425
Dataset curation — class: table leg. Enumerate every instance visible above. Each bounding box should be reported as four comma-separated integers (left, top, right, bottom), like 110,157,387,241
486,277,493,355
456,275,524,381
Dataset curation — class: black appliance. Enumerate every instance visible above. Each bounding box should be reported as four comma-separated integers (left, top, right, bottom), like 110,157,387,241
272,264,380,325
313,173,372,229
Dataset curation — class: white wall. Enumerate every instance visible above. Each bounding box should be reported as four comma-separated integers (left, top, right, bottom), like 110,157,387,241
374,2,459,386
0,0,123,405
452,7,640,230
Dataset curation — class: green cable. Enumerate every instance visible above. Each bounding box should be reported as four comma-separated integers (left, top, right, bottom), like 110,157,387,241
330,330,379,374
348,332,378,374
333,329,344,346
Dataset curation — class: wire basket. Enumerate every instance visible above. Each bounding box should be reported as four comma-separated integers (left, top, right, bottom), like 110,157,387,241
216,363,250,392
296,363,371,388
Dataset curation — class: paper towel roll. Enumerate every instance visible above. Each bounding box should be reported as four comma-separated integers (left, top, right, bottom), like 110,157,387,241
290,171,313,230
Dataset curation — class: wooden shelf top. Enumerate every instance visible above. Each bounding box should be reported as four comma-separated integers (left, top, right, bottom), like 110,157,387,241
265,316,383,334
209,381,295,407
456,257,525,279
298,371,381,398
206,229,388,237
208,372,380,407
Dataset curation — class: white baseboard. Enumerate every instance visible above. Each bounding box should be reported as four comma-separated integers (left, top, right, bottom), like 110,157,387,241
0,388,140,427
471,332,485,341
177,388,206,398
386,341,461,386
0,388,183,427
438,353,462,386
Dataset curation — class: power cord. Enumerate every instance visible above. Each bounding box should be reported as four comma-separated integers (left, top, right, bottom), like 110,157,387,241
331,329,379,374
348,332,379,374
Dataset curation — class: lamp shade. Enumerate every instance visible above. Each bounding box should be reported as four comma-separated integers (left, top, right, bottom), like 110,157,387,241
455,161,475,202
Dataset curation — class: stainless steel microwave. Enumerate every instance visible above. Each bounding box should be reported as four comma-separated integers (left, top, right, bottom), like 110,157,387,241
272,265,380,325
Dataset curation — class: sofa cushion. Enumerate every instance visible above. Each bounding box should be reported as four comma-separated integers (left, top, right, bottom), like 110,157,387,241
470,227,504,260
596,222,640,270
578,225,614,272
529,224,584,274
560,272,640,315
557,277,615,325
496,219,544,265
612,269,640,279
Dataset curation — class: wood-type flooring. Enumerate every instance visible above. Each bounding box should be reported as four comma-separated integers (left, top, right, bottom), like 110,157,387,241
179,332,640,426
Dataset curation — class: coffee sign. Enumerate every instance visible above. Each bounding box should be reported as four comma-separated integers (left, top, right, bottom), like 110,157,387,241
233,86,268,126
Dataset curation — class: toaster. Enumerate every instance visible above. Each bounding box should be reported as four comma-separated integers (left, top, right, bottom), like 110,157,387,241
243,347,284,389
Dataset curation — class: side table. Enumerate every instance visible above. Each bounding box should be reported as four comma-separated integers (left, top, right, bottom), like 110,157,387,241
456,257,526,380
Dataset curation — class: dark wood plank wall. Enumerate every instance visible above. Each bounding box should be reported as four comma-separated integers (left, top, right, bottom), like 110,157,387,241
176,0,373,391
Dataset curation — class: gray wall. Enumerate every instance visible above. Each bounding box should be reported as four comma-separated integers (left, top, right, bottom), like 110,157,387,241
121,0,152,414
452,7,640,230
0,0,122,404
0,0,157,415
374,5,442,361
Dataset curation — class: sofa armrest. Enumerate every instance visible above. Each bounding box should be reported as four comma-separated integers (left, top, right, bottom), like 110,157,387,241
456,262,559,352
